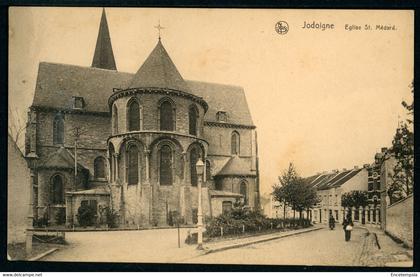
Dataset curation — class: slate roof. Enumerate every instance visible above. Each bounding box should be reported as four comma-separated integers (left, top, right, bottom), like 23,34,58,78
215,155,256,177
66,186,110,195
306,168,363,191
209,190,244,198
32,62,254,126
38,146,85,169
129,40,190,93
91,9,117,70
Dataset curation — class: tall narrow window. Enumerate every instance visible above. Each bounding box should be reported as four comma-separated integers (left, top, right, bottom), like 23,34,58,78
160,101,174,131
189,105,198,136
190,148,199,186
94,157,106,179
231,131,240,155
128,100,140,131
127,145,139,185
205,160,211,181
53,113,64,145
51,174,64,204
113,105,119,134
160,145,173,186
240,181,248,205
109,144,115,182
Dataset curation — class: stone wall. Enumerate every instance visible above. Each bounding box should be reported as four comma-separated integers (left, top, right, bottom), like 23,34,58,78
8,136,31,244
111,93,206,136
217,176,257,208
204,125,253,157
385,194,413,248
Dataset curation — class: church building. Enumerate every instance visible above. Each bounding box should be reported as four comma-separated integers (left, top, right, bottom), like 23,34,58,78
25,9,260,227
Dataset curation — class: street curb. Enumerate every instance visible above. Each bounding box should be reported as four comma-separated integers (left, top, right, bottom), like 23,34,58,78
28,248,59,261
203,227,323,255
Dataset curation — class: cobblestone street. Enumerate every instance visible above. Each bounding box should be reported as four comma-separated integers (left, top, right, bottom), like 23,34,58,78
183,226,368,266
40,226,373,266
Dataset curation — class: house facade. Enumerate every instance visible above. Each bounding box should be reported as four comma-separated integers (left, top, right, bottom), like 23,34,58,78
25,9,259,227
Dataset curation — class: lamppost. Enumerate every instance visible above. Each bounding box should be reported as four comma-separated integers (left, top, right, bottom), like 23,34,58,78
195,159,205,250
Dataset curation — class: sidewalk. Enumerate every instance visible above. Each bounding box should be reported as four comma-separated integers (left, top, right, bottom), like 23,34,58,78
359,225,413,267
202,226,324,255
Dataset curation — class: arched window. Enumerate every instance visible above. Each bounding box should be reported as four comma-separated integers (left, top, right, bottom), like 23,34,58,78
51,174,64,204
128,99,140,131
53,113,64,145
127,144,139,185
189,105,198,136
240,181,248,205
190,148,199,186
94,156,106,179
231,131,240,155
112,105,119,134
206,160,211,181
160,101,174,131
160,145,173,186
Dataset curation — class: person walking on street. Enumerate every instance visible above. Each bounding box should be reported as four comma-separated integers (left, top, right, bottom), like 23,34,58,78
329,214,335,230
342,214,354,241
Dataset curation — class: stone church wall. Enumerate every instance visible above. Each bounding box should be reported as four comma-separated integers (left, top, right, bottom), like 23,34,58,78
203,125,253,157
111,93,205,135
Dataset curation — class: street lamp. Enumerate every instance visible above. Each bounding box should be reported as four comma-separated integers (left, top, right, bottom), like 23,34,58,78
195,159,205,250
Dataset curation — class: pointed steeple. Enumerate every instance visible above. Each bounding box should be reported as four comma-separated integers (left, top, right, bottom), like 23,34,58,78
129,40,190,92
91,8,117,70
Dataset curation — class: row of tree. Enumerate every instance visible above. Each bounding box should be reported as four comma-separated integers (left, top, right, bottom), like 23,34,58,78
272,163,319,220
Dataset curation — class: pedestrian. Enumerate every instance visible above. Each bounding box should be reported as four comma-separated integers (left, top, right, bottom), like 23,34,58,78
329,214,335,230
342,214,354,242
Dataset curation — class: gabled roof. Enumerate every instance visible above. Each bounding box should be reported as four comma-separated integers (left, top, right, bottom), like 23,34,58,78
38,146,85,169
92,9,117,70
215,155,256,177
129,40,190,92
187,80,254,126
31,62,254,126
66,186,110,195
33,62,132,113
306,168,364,191
209,190,244,198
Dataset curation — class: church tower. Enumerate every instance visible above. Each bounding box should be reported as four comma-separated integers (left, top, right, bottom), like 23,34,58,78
91,8,117,70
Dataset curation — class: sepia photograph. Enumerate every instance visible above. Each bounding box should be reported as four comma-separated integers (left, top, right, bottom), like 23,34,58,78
7,7,414,267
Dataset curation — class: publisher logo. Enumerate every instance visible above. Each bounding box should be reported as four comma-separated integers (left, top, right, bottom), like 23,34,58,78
275,21,289,35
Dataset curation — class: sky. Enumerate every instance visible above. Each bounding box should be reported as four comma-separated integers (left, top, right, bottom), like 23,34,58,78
9,8,413,195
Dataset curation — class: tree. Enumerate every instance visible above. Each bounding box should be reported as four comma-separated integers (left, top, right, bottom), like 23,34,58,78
8,106,27,151
389,83,414,201
272,163,298,220
341,190,369,217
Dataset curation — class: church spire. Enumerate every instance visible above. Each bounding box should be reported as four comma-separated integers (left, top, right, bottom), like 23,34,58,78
91,8,117,70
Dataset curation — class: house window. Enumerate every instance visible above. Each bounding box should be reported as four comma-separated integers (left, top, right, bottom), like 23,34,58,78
190,148,199,186
222,201,232,215
53,113,64,145
160,100,174,131
109,144,115,182
94,156,106,179
127,145,139,185
160,145,173,186
216,111,227,122
240,181,248,205
128,99,140,131
189,105,198,136
335,210,339,220
51,174,64,205
205,160,211,181
231,131,240,155
73,97,84,109
112,105,118,134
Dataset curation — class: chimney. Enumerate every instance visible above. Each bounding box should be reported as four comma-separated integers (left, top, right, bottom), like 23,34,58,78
381,147,387,153
363,164,370,168
354,165,359,170
342,168,347,171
